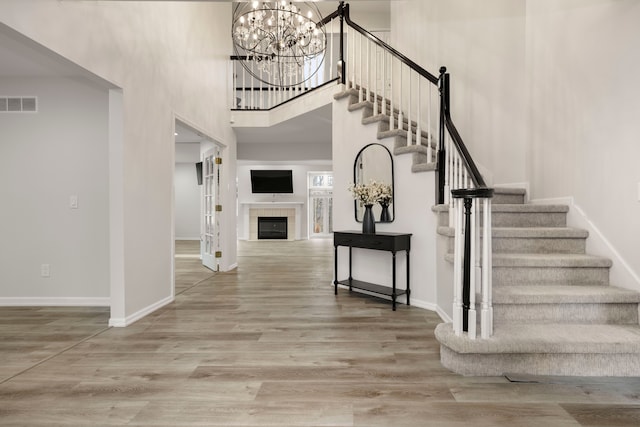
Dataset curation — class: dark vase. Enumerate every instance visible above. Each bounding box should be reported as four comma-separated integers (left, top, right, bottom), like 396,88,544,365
379,201,391,222
362,204,376,234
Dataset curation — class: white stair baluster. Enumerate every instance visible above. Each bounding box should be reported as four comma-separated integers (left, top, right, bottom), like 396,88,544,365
427,84,432,162
373,43,378,115
453,197,464,336
468,198,477,340
416,74,422,147
358,33,363,102
389,56,394,130
407,70,412,144
398,64,403,133
481,197,493,338
382,50,387,116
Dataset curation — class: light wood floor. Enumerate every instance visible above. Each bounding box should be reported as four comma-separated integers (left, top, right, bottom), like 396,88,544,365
1,239,639,426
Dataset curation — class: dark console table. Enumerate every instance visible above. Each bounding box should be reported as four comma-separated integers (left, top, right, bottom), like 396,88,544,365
333,231,412,310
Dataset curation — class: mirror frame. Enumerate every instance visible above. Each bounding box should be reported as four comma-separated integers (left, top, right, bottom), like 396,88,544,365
353,143,395,223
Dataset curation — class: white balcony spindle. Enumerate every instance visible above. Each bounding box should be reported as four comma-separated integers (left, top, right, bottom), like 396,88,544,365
242,64,246,109
329,20,333,81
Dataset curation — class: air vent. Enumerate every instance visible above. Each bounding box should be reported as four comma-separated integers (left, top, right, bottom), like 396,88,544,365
0,97,38,113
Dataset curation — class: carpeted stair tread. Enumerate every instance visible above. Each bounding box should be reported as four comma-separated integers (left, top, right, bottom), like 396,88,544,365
491,227,588,238
435,322,640,354
494,285,640,304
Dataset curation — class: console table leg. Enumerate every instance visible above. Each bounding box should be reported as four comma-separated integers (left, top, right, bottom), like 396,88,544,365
392,251,397,311
333,245,338,295
407,250,411,306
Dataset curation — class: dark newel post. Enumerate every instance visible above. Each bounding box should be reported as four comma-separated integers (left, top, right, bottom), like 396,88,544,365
437,67,448,204
462,197,472,332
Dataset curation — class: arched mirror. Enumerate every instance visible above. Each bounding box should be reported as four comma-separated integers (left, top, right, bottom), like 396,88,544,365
353,143,394,223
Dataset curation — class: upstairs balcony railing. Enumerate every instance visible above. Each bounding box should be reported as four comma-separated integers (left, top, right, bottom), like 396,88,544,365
230,2,494,339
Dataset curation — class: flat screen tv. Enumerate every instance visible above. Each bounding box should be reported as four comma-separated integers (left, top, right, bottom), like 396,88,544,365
250,169,294,193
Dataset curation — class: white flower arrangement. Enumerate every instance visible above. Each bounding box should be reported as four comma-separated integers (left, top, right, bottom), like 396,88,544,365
349,180,392,206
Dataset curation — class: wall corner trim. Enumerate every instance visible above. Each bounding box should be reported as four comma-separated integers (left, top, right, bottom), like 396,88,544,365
108,295,174,327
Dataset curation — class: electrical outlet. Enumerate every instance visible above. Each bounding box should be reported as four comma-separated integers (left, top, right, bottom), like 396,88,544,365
70,195,78,209
41,264,50,278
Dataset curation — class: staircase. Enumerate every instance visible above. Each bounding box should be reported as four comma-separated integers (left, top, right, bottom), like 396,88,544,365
334,86,640,377
240,3,640,377
434,189,640,376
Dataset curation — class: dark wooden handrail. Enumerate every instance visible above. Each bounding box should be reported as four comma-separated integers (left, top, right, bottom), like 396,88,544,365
341,3,439,85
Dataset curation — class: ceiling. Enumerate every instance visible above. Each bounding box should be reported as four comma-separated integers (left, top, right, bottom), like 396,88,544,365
0,1,391,159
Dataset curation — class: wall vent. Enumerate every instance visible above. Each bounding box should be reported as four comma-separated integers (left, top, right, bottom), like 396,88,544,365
0,97,38,113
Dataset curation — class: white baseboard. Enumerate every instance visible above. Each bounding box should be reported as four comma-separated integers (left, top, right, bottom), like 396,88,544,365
435,305,453,323
108,295,173,327
175,237,200,241
0,297,110,306
531,196,640,292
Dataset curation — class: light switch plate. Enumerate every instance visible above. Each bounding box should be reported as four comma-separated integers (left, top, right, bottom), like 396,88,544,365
70,195,78,209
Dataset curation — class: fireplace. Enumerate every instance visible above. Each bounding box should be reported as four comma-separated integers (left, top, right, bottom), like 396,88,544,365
257,216,288,240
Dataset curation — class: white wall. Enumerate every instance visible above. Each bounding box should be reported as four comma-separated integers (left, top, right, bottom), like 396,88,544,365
237,162,332,240
390,0,528,186
0,77,109,303
524,0,640,290
174,143,201,240
390,0,640,290
0,0,238,324
174,163,201,240
333,96,438,310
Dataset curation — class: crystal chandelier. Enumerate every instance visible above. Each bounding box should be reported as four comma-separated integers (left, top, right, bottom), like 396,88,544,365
232,1,327,87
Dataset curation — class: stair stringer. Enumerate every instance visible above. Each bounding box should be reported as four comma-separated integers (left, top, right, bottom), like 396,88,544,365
332,89,440,311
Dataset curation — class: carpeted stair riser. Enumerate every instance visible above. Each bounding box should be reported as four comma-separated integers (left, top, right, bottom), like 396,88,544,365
493,266,610,287
493,303,639,324
491,210,567,228
432,204,569,228
438,227,588,254
491,235,586,254
491,191,526,205
439,346,640,377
